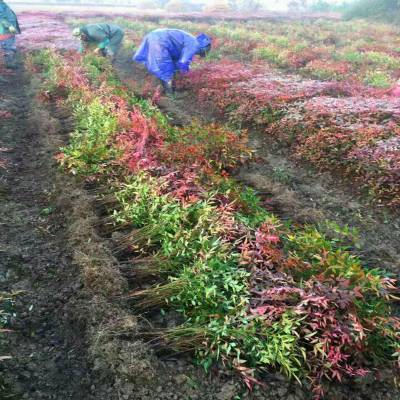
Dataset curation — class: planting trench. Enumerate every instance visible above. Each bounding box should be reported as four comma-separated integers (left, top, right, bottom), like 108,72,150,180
0,62,105,398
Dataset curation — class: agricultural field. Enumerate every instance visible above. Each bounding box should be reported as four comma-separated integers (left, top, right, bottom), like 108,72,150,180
0,10,399,400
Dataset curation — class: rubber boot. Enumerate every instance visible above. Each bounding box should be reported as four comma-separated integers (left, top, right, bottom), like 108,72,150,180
161,80,174,97
5,52,17,70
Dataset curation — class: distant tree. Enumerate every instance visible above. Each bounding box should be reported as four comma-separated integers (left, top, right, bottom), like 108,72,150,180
310,0,331,11
344,0,400,20
203,0,232,13
288,0,308,12
136,0,161,9
228,0,262,11
309,0,352,12
165,0,193,12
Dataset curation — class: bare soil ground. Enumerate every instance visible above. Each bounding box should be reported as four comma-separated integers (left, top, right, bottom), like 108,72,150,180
0,59,220,400
0,63,101,399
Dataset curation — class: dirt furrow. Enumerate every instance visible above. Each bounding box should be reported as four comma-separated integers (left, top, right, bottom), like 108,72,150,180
0,63,97,399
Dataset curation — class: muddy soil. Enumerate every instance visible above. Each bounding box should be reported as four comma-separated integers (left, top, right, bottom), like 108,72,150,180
0,62,111,399
116,52,400,276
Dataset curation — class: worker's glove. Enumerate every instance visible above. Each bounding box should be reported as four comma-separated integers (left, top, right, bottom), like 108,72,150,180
8,26,16,34
177,62,189,74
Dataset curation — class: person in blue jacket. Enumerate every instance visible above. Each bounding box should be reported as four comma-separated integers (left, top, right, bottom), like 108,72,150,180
133,29,212,95
0,0,21,69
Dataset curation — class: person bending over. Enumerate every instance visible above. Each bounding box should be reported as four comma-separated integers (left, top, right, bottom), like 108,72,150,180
73,23,124,62
133,29,212,95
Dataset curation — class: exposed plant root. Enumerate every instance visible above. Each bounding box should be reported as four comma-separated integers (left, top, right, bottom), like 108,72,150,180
112,227,157,254
128,280,186,310
119,256,178,280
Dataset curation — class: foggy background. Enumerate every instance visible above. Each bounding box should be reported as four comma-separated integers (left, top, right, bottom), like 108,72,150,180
6,0,351,13
6,0,397,22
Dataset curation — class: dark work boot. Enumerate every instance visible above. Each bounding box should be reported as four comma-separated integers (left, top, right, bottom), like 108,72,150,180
5,61,17,70
161,80,174,96
5,53,17,70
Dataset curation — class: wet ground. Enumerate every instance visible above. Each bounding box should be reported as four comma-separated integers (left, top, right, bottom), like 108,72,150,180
0,63,101,399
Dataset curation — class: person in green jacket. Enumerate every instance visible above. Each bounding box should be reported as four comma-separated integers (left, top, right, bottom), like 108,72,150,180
0,0,21,69
73,23,124,62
